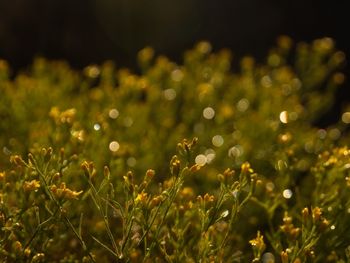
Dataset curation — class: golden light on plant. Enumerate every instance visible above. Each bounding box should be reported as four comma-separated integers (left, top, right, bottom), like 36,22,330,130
0,37,349,262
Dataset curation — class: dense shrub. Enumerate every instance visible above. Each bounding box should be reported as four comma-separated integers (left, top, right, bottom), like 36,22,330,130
1,37,350,262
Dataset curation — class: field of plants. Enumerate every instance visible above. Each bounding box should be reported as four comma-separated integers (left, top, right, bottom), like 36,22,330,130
1,37,350,262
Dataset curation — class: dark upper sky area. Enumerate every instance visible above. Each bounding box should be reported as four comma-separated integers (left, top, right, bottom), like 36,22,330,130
0,0,349,71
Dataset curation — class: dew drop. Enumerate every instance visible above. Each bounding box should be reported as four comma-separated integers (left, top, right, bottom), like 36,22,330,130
93,123,101,131
203,107,215,119
205,149,216,163
109,141,120,152
262,252,275,263
163,88,176,100
212,135,224,147
3,146,11,155
171,69,184,82
221,210,229,218
228,145,243,158
330,225,336,230
283,189,293,199
84,65,100,78
317,129,327,139
329,128,341,140
109,109,119,119
237,98,250,112
342,112,350,124
206,153,216,163
279,111,288,124
195,154,207,166
261,75,272,88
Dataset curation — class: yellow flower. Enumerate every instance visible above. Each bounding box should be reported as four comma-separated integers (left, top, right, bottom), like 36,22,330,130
312,207,322,222
0,172,6,181
203,193,215,203
135,191,148,205
64,188,83,200
49,106,60,120
249,231,266,252
23,180,41,192
50,183,83,200
241,162,254,174
170,155,181,176
180,187,194,200
60,108,76,124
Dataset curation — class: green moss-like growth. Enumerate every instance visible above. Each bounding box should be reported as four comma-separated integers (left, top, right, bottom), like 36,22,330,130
1,37,350,262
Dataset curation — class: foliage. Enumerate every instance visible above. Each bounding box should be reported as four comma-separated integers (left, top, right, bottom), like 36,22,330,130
0,37,350,262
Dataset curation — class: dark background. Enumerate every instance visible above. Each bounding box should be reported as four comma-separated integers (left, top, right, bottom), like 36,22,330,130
0,0,349,70
0,0,349,123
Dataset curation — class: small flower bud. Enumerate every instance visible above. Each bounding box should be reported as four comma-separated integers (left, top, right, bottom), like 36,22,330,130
170,155,181,176
10,155,25,166
24,247,31,257
0,172,6,181
312,207,322,222
44,147,53,162
249,231,266,253
223,168,235,178
281,251,289,263
302,207,309,220
241,162,254,174
146,169,155,180
28,153,35,165
81,161,90,178
12,241,22,255
319,218,330,231
41,148,47,157
59,148,65,162
150,196,162,208
104,166,110,179
217,174,225,182
203,193,214,202
53,172,61,181
190,164,201,173
283,213,293,224
290,227,301,238
32,253,45,262
127,171,134,182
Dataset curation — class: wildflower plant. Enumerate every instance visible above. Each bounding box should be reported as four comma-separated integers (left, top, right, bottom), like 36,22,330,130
1,36,350,261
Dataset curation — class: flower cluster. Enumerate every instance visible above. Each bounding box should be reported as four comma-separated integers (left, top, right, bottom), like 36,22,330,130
0,37,349,261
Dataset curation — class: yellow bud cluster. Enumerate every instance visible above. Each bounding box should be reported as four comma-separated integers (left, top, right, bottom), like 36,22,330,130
50,182,83,200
